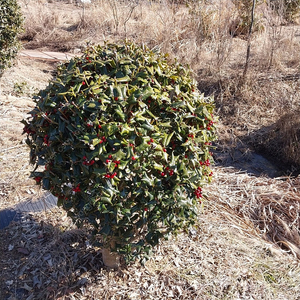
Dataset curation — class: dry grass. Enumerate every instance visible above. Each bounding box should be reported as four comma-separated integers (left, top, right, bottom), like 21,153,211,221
1,163,300,299
0,0,300,298
1,200,300,299
0,58,54,209
208,167,300,259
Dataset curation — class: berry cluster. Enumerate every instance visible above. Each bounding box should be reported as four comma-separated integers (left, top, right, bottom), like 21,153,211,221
23,126,35,135
200,159,211,166
73,184,81,193
82,156,95,166
194,187,202,199
34,176,42,183
161,166,175,177
43,135,49,146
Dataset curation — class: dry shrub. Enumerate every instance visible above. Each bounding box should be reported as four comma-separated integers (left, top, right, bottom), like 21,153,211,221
19,1,82,50
256,111,300,174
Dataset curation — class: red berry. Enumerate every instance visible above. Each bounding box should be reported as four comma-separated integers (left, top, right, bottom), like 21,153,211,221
161,172,165,176
144,207,149,212
108,154,112,159
73,184,81,192
150,138,154,143
98,125,102,129
132,156,136,160
34,176,42,183
114,97,118,101
169,170,174,176
163,148,167,152
106,159,110,164
82,81,86,85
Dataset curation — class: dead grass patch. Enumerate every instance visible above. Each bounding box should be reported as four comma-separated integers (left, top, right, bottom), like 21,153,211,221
1,194,300,299
208,167,300,260
0,58,54,209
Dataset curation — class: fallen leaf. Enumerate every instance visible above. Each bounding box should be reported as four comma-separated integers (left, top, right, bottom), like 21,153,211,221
33,275,41,288
22,283,32,292
17,247,30,255
5,280,13,286
77,277,88,286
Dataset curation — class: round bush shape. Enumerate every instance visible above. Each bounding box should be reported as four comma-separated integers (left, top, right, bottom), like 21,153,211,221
22,42,217,264
0,0,23,76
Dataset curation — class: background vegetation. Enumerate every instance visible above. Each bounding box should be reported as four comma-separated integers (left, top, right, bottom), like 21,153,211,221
0,0,23,76
17,0,300,172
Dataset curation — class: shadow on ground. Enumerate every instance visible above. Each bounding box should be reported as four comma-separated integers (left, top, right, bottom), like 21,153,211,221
242,114,300,177
212,132,283,178
0,192,58,230
0,213,104,300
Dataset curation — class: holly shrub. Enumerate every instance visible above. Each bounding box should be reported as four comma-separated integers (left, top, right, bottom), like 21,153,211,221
22,42,217,263
0,0,23,76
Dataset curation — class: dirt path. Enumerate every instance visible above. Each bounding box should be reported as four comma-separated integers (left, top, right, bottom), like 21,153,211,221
20,49,78,61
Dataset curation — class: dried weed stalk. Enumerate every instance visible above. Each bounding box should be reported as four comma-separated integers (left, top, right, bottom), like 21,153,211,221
208,166,300,259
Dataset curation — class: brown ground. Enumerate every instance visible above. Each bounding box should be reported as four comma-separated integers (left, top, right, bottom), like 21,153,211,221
0,0,300,299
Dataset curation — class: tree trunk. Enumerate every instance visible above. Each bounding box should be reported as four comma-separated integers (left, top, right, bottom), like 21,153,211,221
242,0,256,81
101,241,120,269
